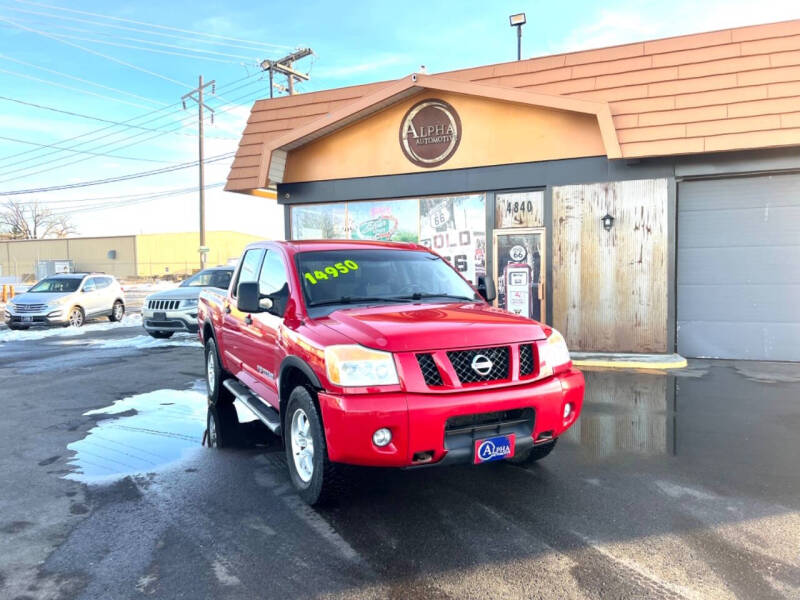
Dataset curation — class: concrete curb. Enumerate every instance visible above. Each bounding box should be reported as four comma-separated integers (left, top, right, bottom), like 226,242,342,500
571,352,687,370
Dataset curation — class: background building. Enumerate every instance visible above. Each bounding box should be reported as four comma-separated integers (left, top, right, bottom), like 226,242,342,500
225,19,800,362
0,230,261,280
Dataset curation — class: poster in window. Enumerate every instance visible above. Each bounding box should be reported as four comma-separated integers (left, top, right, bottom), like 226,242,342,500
291,203,347,239
347,199,419,242
419,194,486,284
495,232,542,320
495,191,544,228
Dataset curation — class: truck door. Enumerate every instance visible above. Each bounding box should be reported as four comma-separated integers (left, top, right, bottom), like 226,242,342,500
235,249,288,408
222,247,265,377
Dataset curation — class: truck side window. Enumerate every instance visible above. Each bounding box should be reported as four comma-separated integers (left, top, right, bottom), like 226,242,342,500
232,248,265,297
258,251,288,296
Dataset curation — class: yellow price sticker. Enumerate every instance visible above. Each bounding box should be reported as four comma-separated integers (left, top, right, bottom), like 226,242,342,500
304,260,359,285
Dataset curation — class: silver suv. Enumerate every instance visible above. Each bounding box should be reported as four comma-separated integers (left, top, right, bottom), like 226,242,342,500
142,266,233,338
4,273,126,330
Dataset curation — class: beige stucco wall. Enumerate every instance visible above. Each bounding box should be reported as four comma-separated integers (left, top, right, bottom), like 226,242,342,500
0,236,135,279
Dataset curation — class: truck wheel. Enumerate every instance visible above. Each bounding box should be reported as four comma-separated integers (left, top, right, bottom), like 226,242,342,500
284,386,343,506
206,403,240,448
108,300,125,322
509,439,558,465
205,337,233,407
148,331,174,339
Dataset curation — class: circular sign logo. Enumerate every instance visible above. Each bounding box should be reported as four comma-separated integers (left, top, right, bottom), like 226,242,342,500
509,245,527,261
399,99,461,168
470,354,493,376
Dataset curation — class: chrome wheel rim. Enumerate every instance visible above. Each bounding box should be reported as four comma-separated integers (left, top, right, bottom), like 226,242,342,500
69,309,82,327
208,413,218,447
113,302,123,320
290,408,314,483
206,349,216,393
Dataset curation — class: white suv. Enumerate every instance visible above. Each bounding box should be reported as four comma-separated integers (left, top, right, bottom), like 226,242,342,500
4,273,126,330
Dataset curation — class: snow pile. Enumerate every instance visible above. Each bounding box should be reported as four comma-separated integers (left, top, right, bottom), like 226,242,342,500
0,313,142,343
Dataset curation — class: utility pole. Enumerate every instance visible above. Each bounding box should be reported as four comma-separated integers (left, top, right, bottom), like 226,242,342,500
182,75,215,269
260,48,313,97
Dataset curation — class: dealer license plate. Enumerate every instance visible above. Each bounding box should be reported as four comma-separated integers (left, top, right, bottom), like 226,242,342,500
474,434,516,464
153,311,167,320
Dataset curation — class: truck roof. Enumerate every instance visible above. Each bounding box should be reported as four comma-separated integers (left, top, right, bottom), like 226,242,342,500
256,239,427,253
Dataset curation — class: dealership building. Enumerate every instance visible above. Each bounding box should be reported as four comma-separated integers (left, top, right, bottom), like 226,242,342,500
226,20,800,362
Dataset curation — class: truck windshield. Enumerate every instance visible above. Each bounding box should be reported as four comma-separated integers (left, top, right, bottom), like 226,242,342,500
180,269,232,289
295,249,479,309
28,278,82,293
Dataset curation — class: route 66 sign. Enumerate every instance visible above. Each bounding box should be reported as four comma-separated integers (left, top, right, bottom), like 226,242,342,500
509,245,527,262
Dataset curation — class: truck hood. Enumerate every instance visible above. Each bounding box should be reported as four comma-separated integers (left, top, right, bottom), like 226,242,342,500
318,302,547,353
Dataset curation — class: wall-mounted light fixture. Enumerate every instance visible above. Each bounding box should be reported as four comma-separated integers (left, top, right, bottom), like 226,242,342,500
601,213,615,231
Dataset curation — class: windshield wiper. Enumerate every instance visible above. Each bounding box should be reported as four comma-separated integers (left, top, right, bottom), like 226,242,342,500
390,293,477,302
308,296,412,308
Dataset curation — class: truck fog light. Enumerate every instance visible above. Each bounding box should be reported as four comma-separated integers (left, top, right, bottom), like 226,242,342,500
563,403,572,419
372,428,392,447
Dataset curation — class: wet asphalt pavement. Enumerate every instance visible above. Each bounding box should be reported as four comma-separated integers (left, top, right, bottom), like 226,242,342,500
0,321,799,599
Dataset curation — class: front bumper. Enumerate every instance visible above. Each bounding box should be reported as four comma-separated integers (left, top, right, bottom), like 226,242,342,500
141,308,198,333
318,368,584,468
4,309,67,326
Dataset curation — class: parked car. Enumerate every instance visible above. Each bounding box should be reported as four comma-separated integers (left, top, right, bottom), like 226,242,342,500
4,273,125,329
198,240,585,505
142,266,233,339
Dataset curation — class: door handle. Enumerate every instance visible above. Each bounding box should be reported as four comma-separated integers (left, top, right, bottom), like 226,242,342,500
224,304,231,314
244,314,252,326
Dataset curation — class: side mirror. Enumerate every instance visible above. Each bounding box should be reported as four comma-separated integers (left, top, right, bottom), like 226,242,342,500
476,275,497,303
236,281,262,313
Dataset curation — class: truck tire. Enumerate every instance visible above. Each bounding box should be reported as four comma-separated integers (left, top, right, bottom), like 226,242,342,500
284,386,343,506
509,439,557,465
206,403,240,448
148,331,174,339
205,337,233,407
68,306,85,328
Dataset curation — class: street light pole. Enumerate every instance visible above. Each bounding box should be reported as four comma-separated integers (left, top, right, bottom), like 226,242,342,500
509,13,527,61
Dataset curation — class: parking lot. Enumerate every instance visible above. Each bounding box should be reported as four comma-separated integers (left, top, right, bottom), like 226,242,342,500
0,318,798,600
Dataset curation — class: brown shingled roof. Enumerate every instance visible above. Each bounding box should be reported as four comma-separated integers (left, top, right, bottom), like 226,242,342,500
227,18,800,192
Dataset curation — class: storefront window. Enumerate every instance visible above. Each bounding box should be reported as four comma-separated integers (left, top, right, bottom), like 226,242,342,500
419,194,486,284
291,203,347,239
495,191,544,228
290,194,486,284
347,199,418,242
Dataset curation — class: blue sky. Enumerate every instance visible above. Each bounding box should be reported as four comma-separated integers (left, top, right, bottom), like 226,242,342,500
0,0,798,239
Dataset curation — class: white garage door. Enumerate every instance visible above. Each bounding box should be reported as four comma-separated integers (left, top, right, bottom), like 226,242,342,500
678,174,800,361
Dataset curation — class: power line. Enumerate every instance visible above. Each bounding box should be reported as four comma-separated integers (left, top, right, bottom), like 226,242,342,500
0,152,235,195
0,16,195,90
0,53,167,106
0,134,174,163
10,0,294,50
0,66,159,110
0,5,289,54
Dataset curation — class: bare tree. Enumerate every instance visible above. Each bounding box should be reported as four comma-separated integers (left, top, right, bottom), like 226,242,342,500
0,200,77,240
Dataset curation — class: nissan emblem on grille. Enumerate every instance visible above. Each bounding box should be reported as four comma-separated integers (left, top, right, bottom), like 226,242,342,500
471,354,493,376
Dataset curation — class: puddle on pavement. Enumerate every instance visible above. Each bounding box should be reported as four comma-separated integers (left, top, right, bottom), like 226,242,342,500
66,384,266,484
66,386,208,484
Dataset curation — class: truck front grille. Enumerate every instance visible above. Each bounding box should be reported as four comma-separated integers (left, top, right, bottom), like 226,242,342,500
519,344,535,376
148,299,180,310
446,346,510,384
416,353,443,386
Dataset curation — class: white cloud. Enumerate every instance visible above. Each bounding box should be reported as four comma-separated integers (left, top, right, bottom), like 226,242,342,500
314,55,408,79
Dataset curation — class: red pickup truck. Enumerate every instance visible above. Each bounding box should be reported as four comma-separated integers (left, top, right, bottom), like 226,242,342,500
198,240,584,505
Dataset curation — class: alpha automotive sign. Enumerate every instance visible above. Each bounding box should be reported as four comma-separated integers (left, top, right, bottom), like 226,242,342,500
399,99,461,168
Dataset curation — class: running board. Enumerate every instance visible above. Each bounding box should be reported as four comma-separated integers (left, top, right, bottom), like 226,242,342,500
223,379,282,435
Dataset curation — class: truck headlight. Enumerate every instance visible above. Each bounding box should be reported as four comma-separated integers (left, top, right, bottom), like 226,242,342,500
539,328,572,373
324,345,399,387
182,299,198,308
